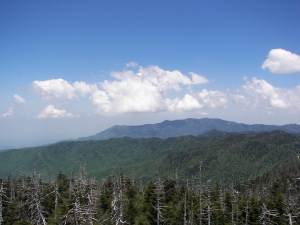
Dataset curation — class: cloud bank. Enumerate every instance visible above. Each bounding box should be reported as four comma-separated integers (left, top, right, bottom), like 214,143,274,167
262,49,300,74
28,60,300,118
32,65,211,115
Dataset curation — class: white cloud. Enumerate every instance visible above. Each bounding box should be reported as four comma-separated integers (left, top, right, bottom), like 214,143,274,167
37,105,74,118
90,89,111,113
91,65,209,114
166,94,203,111
1,107,13,117
73,81,96,97
189,72,209,84
262,49,300,74
32,79,76,100
231,94,247,104
31,65,210,114
97,75,166,113
136,65,209,91
242,77,300,110
197,89,228,108
32,79,99,100
125,61,139,68
13,94,26,105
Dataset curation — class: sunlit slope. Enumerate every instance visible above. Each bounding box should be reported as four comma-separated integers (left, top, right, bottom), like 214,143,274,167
1,130,299,186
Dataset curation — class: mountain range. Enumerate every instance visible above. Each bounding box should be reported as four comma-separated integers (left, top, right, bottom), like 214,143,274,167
1,126,300,187
76,118,300,141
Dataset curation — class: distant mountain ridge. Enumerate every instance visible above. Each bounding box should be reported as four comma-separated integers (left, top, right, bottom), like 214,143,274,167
77,118,300,141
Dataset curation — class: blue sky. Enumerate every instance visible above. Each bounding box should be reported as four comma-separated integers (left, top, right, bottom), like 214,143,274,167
1,0,300,149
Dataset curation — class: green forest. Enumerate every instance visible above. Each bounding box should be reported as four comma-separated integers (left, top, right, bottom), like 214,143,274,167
1,130,300,224
1,160,300,225
1,130,300,187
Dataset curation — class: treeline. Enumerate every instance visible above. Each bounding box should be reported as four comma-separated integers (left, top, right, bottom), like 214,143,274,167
1,162,300,225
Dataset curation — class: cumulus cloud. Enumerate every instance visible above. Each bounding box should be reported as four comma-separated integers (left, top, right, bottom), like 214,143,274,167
32,79,76,100
37,105,74,118
96,74,166,113
91,65,210,114
32,79,98,100
166,94,203,111
262,49,300,74
242,77,300,110
136,66,208,90
90,89,111,113
197,89,228,108
73,81,96,97
13,94,26,105
31,65,210,114
0,107,13,117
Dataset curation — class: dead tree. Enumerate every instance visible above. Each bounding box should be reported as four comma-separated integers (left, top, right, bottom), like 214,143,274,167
0,180,13,224
218,180,227,223
183,179,188,225
18,167,48,225
111,172,126,225
46,182,60,220
154,170,165,225
0,181,4,225
284,178,300,224
16,170,28,221
195,161,204,225
230,184,239,225
63,169,100,225
188,178,194,225
79,163,88,193
205,180,213,225
259,187,278,225
242,179,253,225
260,203,278,225
85,178,100,225
62,171,84,225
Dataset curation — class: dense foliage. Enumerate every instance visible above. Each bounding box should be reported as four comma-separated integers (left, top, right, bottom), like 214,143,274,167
1,161,300,225
1,131,300,187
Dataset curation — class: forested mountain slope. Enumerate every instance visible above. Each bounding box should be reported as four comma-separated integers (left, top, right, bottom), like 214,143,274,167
77,118,300,141
1,130,299,187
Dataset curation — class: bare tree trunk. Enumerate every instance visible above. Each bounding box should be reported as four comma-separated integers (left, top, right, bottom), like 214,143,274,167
184,192,187,225
0,182,3,225
206,180,212,225
197,161,203,225
155,170,164,225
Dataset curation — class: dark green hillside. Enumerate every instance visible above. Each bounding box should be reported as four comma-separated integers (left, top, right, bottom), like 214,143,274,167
1,131,300,187
160,130,300,186
77,118,300,141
